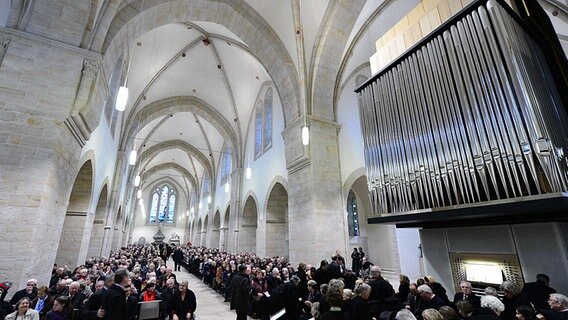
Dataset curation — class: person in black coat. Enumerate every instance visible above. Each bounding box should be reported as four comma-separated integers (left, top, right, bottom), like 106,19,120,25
297,263,310,300
315,261,332,290
424,276,449,306
271,275,301,320
453,281,481,309
522,274,557,310
416,285,446,315
367,266,397,319
300,280,323,320
125,285,139,320
9,280,37,305
169,281,196,320
173,247,184,272
500,281,531,320
101,269,128,320
351,249,361,276
347,283,372,320
229,265,252,320
398,275,411,305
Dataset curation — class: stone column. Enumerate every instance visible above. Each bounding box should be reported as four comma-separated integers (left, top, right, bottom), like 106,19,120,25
228,168,243,253
283,118,348,266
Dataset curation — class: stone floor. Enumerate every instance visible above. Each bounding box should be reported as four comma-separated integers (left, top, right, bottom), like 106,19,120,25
167,260,242,320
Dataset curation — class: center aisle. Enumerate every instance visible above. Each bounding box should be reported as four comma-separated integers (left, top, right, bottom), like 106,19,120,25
166,259,242,319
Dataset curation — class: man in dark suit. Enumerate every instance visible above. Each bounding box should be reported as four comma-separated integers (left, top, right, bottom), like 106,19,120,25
83,278,111,320
453,281,481,309
230,264,252,320
522,274,557,310
367,266,397,319
416,284,446,314
101,269,129,320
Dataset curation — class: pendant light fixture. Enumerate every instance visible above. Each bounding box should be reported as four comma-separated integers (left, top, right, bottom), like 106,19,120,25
207,195,212,204
137,189,142,199
225,180,230,193
115,86,129,111
115,0,145,111
246,167,252,180
128,148,137,165
302,125,309,146
134,174,141,187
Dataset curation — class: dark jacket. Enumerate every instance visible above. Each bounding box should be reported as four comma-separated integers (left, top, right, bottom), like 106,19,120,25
522,281,556,310
82,289,105,320
347,295,371,320
230,273,251,313
31,296,54,320
170,289,197,320
470,308,501,320
272,282,299,320
452,293,481,309
10,289,37,305
101,284,126,320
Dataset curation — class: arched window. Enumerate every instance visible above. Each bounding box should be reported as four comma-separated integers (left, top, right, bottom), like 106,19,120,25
254,86,273,158
202,172,211,198
103,54,125,138
347,190,359,237
220,144,231,184
254,99,263,156
263,88,273,150
149,184,176,224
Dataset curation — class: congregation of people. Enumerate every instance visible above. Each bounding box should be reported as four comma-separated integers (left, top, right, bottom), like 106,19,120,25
178,246,568,320
0,243,195,320
0,244,567,320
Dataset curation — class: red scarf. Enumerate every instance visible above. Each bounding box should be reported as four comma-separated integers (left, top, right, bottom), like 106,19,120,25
143,291,156,301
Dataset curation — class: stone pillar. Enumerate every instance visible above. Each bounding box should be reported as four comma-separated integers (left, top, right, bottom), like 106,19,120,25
0,34,86,295
100,152,126,256
283,118,348,266
228,168,243,253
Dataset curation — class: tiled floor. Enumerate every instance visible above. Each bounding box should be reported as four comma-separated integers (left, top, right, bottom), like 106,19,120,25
167,261,241,320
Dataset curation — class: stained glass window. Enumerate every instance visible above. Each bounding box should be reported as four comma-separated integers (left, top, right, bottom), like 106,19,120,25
149,185,176,224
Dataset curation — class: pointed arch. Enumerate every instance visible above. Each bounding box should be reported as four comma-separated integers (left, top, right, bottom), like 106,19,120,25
93,0,300,127
55,159,94,267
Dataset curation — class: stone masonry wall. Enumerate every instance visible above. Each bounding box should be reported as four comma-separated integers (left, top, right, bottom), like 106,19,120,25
0,30,89,296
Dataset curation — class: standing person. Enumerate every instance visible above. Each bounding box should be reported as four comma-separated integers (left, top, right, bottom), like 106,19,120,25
100,269,129,320
173,246,184,272
230,265,252,320
169,280,197,320
521,274,556,310
351,248,361,276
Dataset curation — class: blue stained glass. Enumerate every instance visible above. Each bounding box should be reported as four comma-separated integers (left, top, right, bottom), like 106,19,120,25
167,194,176,223
149,185,177,224
150,193,159,223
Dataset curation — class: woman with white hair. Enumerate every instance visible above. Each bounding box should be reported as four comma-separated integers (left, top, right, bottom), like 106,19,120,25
470,295,505,320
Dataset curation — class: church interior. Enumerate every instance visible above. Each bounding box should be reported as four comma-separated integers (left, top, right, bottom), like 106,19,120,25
0,0,567,301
